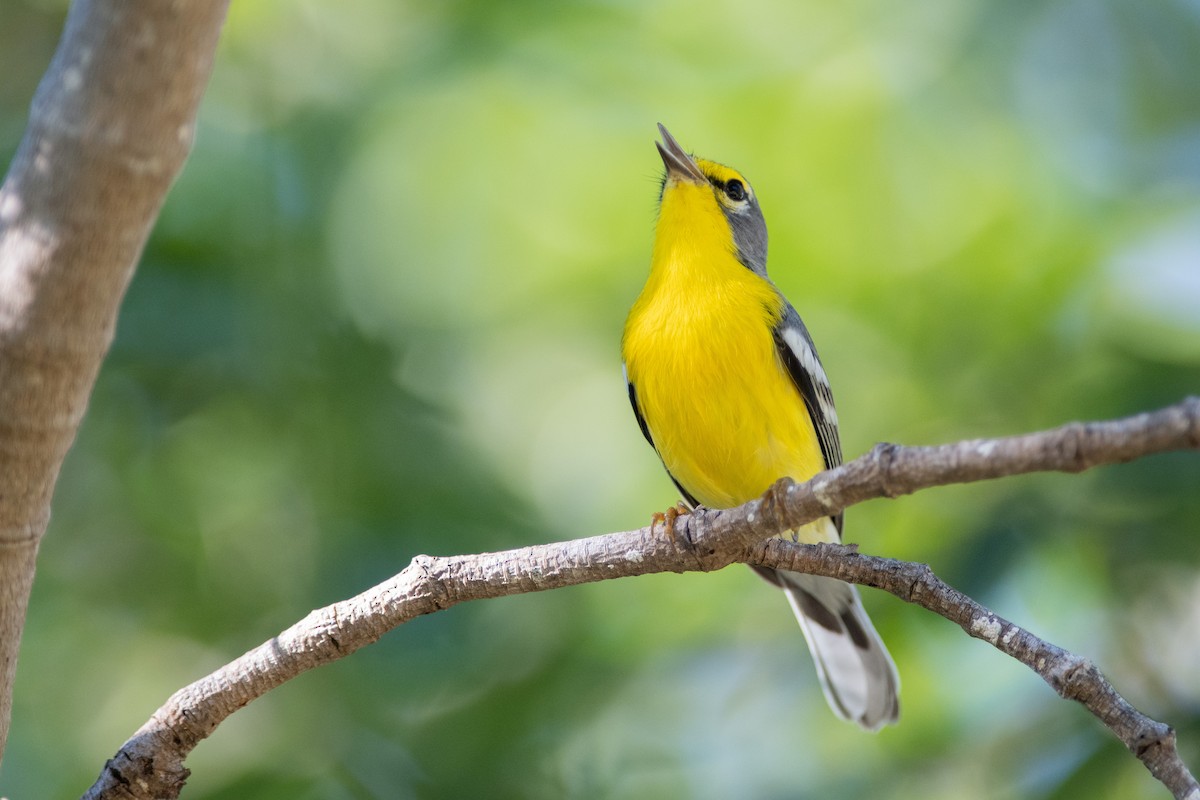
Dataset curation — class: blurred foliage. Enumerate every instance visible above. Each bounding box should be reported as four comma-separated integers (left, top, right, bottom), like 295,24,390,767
2,0,1199,797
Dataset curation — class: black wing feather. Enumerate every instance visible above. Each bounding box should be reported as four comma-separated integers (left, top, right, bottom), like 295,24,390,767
625,370,700,509
627,378,654,448
771,301,844,534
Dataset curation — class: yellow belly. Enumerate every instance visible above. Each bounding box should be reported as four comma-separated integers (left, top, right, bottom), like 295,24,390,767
623,272,827,512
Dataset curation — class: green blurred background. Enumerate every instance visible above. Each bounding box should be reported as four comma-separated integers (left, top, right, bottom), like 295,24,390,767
3,0,1200,797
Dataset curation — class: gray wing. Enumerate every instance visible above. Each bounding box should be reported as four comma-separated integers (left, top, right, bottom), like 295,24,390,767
771,301,843,533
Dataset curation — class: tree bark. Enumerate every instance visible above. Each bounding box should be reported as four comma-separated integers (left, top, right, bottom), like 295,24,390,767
0,0,229,764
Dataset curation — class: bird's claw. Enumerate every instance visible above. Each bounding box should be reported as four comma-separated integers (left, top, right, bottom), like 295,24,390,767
651,502,692,539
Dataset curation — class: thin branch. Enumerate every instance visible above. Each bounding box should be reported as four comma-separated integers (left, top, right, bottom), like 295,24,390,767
746,395,1200,538
82,398,1200,800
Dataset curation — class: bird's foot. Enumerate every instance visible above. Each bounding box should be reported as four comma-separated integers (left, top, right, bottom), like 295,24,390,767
651,502,692,539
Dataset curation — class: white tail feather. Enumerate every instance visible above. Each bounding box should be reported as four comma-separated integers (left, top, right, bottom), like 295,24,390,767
778,569,900,731
759,517,902,729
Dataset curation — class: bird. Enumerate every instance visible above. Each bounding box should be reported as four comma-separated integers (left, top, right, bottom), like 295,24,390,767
620,124,900,730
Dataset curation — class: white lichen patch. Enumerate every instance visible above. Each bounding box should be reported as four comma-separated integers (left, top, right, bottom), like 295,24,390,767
971,615,1002,644
975,440,997,458
812,477,835,507
624,550,643,564
0,188,23,222
63,66,83,91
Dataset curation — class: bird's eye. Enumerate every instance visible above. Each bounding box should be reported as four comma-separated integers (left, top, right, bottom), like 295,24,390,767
725,179,747,202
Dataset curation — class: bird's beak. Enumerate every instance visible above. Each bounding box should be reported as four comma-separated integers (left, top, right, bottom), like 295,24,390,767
656,123,707,185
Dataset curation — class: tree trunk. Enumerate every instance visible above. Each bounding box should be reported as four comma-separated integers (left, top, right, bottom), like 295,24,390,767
0,0,229,764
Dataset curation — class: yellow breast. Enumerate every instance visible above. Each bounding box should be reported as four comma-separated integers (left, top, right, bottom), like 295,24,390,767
622,214,826,509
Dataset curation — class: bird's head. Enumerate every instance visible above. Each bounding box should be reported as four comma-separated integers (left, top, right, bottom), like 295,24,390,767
654,123,768,276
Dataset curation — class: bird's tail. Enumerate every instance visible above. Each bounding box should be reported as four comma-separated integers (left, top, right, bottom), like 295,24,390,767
753,528,900,730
